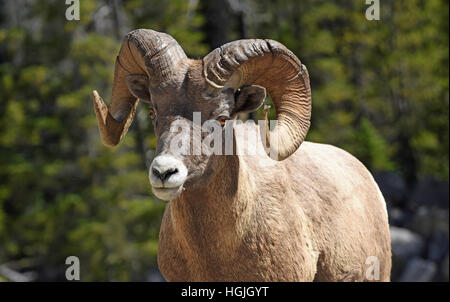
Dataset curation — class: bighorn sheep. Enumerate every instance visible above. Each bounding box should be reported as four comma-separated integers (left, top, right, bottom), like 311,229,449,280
93,29,391,281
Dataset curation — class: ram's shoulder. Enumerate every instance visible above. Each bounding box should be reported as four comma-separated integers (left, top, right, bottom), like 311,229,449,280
290,141,372,178
287,142,387,217
298,141,357,158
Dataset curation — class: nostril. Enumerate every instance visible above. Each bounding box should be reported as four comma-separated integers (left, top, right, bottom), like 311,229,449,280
152,168,162,179
152,167,179,182
161,168,178,181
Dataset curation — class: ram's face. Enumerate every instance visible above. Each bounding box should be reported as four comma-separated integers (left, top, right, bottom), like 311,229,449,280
127,67,266,201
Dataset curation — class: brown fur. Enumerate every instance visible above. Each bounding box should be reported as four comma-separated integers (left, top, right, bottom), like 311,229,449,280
95,40,392,281
136,60,393,282
158,132,392,281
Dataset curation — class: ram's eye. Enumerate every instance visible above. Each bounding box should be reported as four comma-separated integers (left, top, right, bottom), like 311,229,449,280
148,108,156,120
217,116,228,126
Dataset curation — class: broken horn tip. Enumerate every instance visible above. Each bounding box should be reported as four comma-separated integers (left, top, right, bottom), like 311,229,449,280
92,90,106,106
103,141,118,148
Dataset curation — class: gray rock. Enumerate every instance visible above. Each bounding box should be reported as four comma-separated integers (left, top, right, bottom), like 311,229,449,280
374,171,407,205
390,226,425,258
146,269,165,282
427,231,449,262
388,207,408,226
399,258,437,282
0,265,35,282
405,206,449,238
409,176,449,209
442,254,449,281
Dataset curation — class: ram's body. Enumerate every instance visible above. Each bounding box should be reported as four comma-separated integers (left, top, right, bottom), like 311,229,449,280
158,127,391,281
93,29,392,282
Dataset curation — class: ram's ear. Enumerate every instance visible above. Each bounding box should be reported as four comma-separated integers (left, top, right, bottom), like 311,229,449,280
234,85,266,114
125,74,151,102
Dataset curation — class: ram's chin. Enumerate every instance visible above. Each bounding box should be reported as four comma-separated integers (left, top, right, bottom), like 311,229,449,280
152,186,183,201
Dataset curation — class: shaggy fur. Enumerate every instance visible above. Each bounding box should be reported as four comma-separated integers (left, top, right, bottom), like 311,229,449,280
157,126,392,281
93,29,392,282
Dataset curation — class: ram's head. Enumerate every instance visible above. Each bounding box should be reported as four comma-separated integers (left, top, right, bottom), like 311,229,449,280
93,29,311,200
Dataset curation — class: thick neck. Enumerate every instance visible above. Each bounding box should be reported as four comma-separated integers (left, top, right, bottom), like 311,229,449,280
169,154,256,254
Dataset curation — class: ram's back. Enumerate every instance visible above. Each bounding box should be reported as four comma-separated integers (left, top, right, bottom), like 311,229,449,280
235,124,392,281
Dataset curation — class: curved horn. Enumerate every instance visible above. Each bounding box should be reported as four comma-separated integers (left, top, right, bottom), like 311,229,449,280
93,29,187,147
203,39,311,160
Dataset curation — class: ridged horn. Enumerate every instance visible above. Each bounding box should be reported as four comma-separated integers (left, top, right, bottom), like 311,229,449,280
93,29,187,147
203,39,311,160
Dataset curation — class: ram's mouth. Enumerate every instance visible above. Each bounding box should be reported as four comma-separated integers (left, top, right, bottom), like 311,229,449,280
152,186,183,201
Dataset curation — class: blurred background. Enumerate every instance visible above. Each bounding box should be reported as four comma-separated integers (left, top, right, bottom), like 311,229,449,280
0,0,448,282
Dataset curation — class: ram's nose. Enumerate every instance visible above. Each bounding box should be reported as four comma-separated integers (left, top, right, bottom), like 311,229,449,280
152,167,178,182
149,155,187,188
